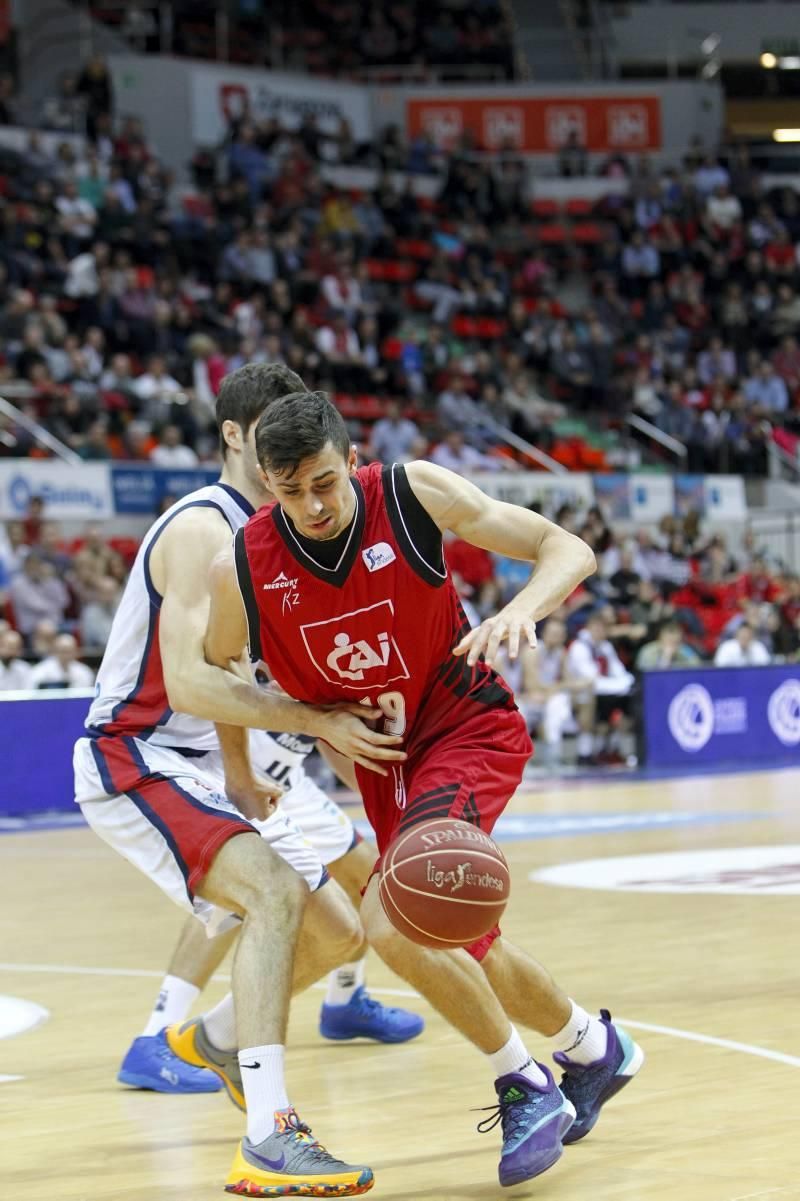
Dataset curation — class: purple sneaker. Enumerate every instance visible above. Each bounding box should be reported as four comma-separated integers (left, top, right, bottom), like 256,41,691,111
477,1066,576,1188
554,1009,645,1145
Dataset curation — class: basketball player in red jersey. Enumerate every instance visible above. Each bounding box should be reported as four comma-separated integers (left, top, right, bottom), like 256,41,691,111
201,392,645,1190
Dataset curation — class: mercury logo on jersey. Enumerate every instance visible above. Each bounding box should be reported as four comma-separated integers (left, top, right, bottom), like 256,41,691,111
301,599,410,691
263,572,300,614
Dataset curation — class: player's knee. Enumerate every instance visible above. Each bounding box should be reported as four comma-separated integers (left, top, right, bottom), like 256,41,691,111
360,888,406,965
215,835,309,920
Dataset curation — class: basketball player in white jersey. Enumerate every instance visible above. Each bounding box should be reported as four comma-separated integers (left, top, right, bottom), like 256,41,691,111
73,363,411,1197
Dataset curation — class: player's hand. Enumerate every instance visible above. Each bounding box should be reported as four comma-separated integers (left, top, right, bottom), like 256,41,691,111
454,604,537,667
227,774,283,822
317,708,407,777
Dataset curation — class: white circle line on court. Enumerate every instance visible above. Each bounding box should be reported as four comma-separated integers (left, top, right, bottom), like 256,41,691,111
0,962,797,1070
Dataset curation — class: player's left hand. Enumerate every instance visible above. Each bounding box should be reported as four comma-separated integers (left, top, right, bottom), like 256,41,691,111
227,774,284,822
454,604,537,667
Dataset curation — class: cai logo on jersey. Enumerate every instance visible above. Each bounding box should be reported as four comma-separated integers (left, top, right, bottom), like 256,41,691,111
667,684,714,751
768,679,800,746
301,599,410,691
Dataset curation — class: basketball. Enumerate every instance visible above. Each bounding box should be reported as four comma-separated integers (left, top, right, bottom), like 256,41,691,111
378,818,510,949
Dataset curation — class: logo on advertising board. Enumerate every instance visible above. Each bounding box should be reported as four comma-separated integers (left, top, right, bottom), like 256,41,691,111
301,599,410,691
668,684,714,752
544,105,587,149
420,105,463,150
482,106,524,150
606,103,650,149
767,679,800,746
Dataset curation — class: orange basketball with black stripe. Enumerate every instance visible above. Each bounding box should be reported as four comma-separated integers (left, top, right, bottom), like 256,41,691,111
378,818,510,948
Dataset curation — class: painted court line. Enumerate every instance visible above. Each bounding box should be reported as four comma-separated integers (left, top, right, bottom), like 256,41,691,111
0,963,797,1068
617,1018,800,1069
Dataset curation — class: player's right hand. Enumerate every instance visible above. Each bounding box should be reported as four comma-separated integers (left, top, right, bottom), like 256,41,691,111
317,708,407,776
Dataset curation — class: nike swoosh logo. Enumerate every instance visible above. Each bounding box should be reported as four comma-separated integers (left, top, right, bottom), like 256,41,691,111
249,1149,286,1171
241,1061,261,1069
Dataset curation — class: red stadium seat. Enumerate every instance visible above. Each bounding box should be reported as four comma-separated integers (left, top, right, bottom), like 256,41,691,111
566,198,593,217
531,199,560,219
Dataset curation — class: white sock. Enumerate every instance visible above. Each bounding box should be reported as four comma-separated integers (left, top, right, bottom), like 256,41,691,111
577,732,593,758
142,974,200,1037
489,1025,548,1088
551,1001,608,1065
239,1045,290,1145
202,993,237,1052
324,958,366,1006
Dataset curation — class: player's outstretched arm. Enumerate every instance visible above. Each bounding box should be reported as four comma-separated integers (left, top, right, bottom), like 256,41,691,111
203,547,408,776
405,460,596,665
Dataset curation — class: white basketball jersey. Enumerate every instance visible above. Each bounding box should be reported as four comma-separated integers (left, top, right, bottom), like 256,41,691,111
86,482,315,780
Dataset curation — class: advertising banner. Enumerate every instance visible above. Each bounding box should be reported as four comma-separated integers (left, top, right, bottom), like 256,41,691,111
465,472,594,517
594,474,631,521
191,64,372,144
628,474,674,523
0,462,113,521
1,692,93,815
642,665,800,769
111,465,218,515
674,475,746,519
407,94,661,153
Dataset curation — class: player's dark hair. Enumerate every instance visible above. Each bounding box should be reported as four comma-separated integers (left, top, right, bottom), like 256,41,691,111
216,362,307,458
255,391,351,477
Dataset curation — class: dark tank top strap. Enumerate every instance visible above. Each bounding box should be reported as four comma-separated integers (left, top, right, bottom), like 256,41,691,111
381,463,447,588
233,526,263,662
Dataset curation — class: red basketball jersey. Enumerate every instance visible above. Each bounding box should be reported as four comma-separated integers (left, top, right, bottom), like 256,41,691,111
236,461,525,825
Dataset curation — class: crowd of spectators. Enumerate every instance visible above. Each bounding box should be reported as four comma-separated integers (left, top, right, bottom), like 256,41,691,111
1,67,799,476
83,0,515,80
3,487,798,775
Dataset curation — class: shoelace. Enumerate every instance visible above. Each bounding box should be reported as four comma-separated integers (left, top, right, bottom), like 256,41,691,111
474,1092,540,1141
284,1112,340,1164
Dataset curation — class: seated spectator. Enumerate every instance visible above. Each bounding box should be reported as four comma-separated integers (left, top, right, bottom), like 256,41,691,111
743,360,789,414
514,617,594,767
9,552,70,640
714,623,770,667
150,424,199,467
566,611,636,765
636,621,701,670
80,575,121,650
697,335,737,387
369,400,420,463
705,183,742,232
557,131,588,178
29,632,95,688
429,430,500,473
0,629,33,691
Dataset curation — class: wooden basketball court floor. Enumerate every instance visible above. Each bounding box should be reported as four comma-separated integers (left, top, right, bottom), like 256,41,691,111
2,766,799,1201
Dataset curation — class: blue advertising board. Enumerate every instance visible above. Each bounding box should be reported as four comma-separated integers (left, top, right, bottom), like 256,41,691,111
111,465,218,514
1,692,93,815
643,665,800,769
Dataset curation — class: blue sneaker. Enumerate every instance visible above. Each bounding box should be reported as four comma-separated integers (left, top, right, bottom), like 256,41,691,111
118,1029,223,1094
478,1066,576,1188
554,1009,645,1144
319,986,425,1044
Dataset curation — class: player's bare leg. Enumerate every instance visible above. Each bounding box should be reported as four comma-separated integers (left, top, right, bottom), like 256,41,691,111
481,939,570,1035
360,875,574,1185
169,833,373,1196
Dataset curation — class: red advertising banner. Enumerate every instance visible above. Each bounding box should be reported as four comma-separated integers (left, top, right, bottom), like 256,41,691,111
407,95,662,153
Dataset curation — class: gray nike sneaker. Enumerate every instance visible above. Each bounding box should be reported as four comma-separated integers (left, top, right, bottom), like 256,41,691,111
165,1018,244,1110
225,1107,374,1197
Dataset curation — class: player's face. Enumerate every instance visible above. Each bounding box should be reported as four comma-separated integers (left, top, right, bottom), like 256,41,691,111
242,422,274,501
265,442,358,540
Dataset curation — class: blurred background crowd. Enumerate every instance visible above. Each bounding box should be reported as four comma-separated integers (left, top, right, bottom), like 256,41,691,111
1,38,799,769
